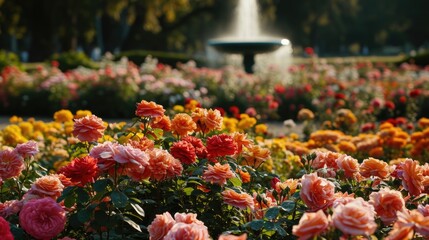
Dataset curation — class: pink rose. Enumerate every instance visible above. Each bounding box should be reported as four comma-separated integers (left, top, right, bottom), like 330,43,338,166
0,148,24,180
0,216,13,240
90,141,120,171
19,197,66,239
147,212,176,240
14,140,39,158
174,212,204,225
164,222,209,240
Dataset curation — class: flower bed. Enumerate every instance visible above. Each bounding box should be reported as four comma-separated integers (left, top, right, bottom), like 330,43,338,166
1,56,429,121
1,100,429,239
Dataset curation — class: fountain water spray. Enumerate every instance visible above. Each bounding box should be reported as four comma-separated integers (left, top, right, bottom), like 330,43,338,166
208,0,291,73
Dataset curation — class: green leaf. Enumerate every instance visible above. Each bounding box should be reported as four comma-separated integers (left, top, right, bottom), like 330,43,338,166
58,186,75,202
77,209,91,223
111,191,129,208
275,223,287,236
264,221,275,230
183,187,194,196
64,194,76,208
123,216,142,232
265,207,280,220
249,220,264,231
93,178,112,192
76,188,90,203
229,177,242,187
280,200,295,213
130,202,145,217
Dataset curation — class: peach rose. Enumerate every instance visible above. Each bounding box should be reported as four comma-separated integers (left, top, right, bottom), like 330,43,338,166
242,145,271,168
171,113,197,136
332,198,377,236
164,222,209,240
218,233,247,240
135,100,165,118
202,163,235,186
192,108,223,133
232,132,253,155
30,175,64,199
400,159,424,196
394,209,429,237
292,210,329,240
369,187,405,225
114,145,150,181
174,212,204,225
360,157,390,178
0,148,24,180
222,189,254,210
332,192,355,208
311,150,341,170
14,140,39,158
129,137,155,151
418,204,429,217
147,212,176,240
335,154,359,178
385,226,414,240
146,149,183,181
151,115,172,131
72,115,106,142
300,173,336,211
19,198,66,239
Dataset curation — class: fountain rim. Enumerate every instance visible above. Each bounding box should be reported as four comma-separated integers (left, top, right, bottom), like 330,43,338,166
207,38,290,54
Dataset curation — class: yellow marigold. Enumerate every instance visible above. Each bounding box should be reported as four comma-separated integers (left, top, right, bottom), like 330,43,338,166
379,122,394,130
33,121,48,133
395,130,409,139
411,132,424,143
289,133,299,140
173,105,185,112
338,141,357,153
9,115,23,124
255,124,268,135
185,99,199,111
63,121,74,135
297,108,315,121
54,109,73,123
2,125,27,146
74,110,92,119
385,137,407,149
418,117,429,129
378,128,396,139
222,117,238,132
238,117,257,130
369,147,384,158
19,122,34,137
423,128,429,138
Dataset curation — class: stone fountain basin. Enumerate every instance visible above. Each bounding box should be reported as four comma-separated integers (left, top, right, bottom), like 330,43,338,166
208,38,289,54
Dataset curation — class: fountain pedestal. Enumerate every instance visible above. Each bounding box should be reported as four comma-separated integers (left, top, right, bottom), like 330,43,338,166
208,39,289,73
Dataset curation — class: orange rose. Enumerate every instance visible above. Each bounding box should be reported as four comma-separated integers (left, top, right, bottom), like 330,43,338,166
385,226,414,240
332,198,377,236
72,115,106,142
171,113,197,136
335,154,359,178
146,149,183,181
292,210,329,240
30,175,64,199
394,210,429,238
202,163,235,186
400,159,424,196
135,100,165,118
311,150,341,170
192,108,223,134
238,170,251,183
368,187,405,225
151,115,172,131
147,212,175,240
222,189,254,210
360,157,390,179
300,173,336,211
232,132,253,154
242,145,270,168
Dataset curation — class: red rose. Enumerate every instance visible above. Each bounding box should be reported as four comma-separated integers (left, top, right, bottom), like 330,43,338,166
170,141,197,165
206,134,237,159
58,156,99,187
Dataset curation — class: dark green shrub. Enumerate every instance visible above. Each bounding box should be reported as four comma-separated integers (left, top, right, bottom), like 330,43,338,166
398,52,429,66
116,50,198,67
50,51,97,71
0,50,22,71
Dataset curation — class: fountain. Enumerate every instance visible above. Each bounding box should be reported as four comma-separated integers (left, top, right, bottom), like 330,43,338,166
208,0,291,73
